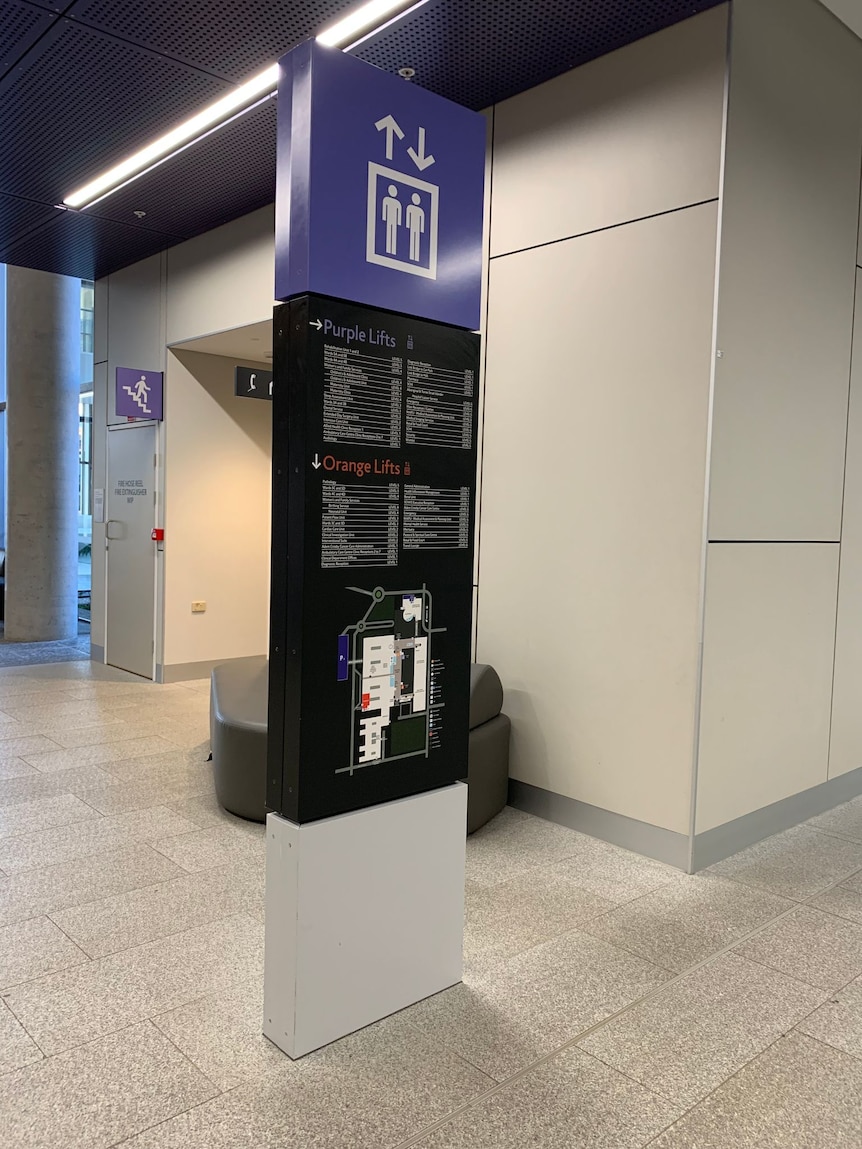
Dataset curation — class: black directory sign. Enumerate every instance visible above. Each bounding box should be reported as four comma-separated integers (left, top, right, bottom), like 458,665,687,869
235,366,273,400
268,295,480,823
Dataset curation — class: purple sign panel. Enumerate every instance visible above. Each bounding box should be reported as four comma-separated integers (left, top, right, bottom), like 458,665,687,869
276,41,486,330
116,367,163,420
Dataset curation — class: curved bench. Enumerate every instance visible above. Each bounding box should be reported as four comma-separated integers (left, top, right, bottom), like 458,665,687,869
210,658,268,822
210,657,510,831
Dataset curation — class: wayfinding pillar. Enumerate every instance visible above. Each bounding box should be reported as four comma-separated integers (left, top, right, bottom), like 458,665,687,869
264,40,486,1059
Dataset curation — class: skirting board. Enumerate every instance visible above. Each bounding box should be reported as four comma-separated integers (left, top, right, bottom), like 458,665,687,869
90,643,104,663
510,766,862,874
692,764,862,870
508,780,690,870
156,654,266,684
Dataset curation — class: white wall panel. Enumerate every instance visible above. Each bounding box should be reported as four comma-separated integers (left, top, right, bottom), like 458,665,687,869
695,543,839,833
166,206,274,346
163,350,271,668
477,202,717,834
830,271,862,778
490,6,727,259
707,0,862,541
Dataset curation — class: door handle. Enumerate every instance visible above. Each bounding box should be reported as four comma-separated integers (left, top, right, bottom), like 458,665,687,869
105,520,125,540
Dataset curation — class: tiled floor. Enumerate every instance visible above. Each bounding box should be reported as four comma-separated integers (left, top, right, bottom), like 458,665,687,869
0,661,861,1146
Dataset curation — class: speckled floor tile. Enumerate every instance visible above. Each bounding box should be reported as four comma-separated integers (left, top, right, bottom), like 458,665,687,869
464,869,615,961
464,807,587,887
580,873,792,971
2,913,264,1055
0,759,36,782
152,823,265,874
651,1031,862,1147
0,915,89,988
0,844,182,927
0,793,101,840
0,998,43,1076
813,883,862,925
578,953,827,1106
808,796,862,843
126,1011,491,1149
797,976,862,1061
163,790,249,830
708,825,862,900
21,737,179,774
736,906,862,991
152,979,286,1090
838,868,862,896
408,927,669,1081
0,735,64,759
539,838,680,904
0,806,201,874
49,865,256,958
413,1045,682,1148
0,1020,216,1147
68,775,214,817
0,766,117,811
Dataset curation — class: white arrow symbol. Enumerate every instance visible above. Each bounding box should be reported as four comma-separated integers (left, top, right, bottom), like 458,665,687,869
375,114,404,160
312,453,322,470
310,319,323,331
407,126,435,171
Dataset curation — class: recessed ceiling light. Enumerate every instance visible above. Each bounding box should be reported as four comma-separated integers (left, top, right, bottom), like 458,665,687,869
398,67,416,79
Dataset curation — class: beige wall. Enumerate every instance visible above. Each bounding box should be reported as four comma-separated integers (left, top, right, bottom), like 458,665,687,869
94,206,275,676
694,0,862,833
707,0,862,543
163,351,271,668
830,271,862,780
476,7,728,836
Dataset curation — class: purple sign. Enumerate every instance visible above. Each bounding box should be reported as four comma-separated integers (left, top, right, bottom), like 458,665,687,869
116,367,163,420
276,41,486,330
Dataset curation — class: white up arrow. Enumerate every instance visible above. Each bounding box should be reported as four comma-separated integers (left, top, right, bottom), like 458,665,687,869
312,453,322,470
407,126,435,171
375,114,404,160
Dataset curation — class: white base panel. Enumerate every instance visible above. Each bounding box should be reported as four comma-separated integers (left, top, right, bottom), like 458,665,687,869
263,782,467,1059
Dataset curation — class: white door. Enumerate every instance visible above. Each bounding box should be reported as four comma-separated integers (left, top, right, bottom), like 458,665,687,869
106,424,157,678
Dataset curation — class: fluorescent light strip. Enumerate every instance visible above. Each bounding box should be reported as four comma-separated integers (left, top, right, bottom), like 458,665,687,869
63,0,424,209
317,0,420,47
63,64,279,208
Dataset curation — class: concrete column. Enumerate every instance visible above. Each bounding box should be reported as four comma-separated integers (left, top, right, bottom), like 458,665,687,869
5,266,80,642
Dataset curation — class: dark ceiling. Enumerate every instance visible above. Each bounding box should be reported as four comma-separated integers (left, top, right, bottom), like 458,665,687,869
0,0,723,281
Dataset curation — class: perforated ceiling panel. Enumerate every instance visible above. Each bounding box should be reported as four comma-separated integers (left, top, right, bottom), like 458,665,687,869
90,97,277,241
0,193,60,254
66,0,356,81
2,209,184,280
0,19,232,202
0,0,56,74
356,0,726,108
0,0,729,279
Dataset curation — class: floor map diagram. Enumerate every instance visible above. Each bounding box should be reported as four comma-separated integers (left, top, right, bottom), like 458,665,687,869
337,585,440,774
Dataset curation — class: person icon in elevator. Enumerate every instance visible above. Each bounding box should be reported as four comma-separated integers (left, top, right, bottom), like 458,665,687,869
382,185,402,255
406,193,425,262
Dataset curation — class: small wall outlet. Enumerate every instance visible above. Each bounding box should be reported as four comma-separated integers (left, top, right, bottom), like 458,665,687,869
191,601,206,613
